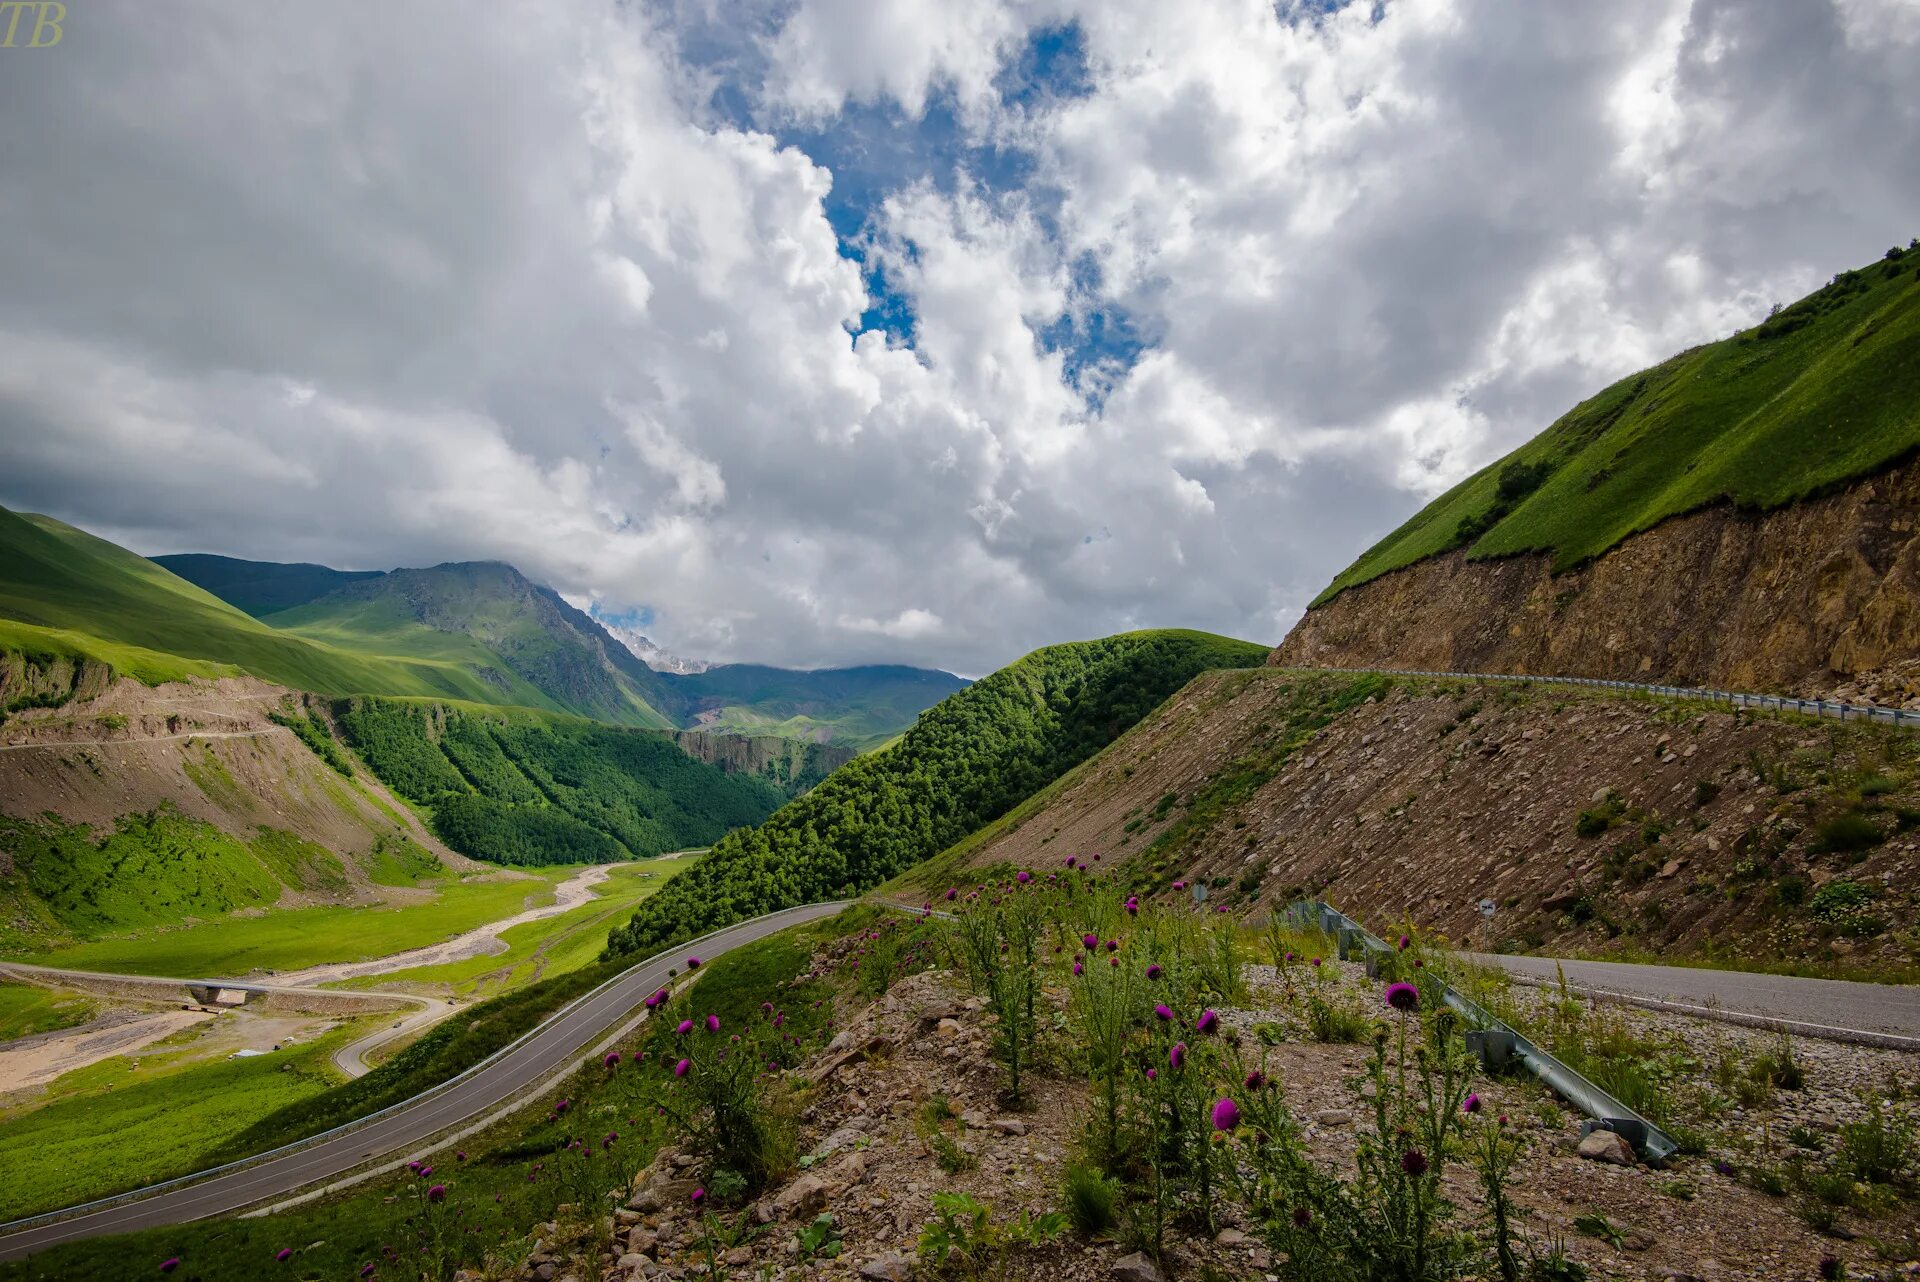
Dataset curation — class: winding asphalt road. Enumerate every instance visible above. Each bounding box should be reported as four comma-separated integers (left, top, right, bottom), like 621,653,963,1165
1474,952,1920,1048
0,899,848,1263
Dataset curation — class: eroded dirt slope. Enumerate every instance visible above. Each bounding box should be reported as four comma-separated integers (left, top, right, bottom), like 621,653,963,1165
1276,455,1920,700
932,670,1920,974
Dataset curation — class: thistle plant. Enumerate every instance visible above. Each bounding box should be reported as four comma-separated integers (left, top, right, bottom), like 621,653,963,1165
646,1006,790,1191
954,879,1046,1105
1070,935,1145,1168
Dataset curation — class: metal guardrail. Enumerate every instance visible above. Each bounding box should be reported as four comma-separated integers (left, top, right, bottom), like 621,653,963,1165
0,901,849,1238
1280,666,1917,728
1286,899,1678,1166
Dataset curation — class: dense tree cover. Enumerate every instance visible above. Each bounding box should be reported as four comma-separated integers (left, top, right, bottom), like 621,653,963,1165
333,698,786,865
604,630,1267,955
267,708,353,777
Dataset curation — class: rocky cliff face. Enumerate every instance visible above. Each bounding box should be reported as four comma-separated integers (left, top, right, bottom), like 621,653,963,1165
673,730,854,795
1275,456,1920,700
0,651,114,720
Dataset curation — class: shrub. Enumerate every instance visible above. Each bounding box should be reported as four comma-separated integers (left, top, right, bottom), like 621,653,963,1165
1807,877,1877,925
1838,1100,1916,1185
1692,778,1721,807
1062,1161,1118,1236
1811,812,1885,854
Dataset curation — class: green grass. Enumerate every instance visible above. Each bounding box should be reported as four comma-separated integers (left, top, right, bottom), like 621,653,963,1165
17,874,558,977
0,506,576,708
1317,243,1920,602
0,982,95,1041
0,1020,365,1221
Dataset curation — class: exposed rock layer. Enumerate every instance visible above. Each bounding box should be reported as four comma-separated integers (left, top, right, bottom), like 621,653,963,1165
1274,456,1920,697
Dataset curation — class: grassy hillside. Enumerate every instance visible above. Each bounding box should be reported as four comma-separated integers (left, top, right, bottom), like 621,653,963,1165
1317,241,1920,603
0,507,566,707
604,629,1269,953
333,698,784,865
149,553,383,617
646,663,970,748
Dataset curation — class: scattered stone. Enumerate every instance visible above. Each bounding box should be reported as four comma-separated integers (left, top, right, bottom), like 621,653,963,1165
1111,1251,1166,1282
1577,1129,1636,1166
1215,1228,1249,1247
990,1118,1028,1135
1315,1109,1353,1126
774,1172,829,1219
858,1252,913,1281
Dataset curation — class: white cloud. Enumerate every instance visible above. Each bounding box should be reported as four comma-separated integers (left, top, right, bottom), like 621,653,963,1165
2,0,1917,675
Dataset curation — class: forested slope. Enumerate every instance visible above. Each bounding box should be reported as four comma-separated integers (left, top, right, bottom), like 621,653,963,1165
333,700,784,865
604,629,1268,953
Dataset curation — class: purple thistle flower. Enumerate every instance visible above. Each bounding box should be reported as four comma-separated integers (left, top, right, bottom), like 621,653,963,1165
1285,951,1296,962
1082,933,1098,951
427,1184,447,1203
1384,981,1420,1013
762,1001,774,1013
1292,1206,1312,1229
1145,1067,1157,1080
644,990,661,1008
1072,961,1084,976
1398,934,1411,951
706,1014,721,1032
603,1131,618,1149
686,956,701,969
1172,880,1186,891
1126,899,1139,915
1196,1009,1219,1035
1311,957,1322,967
1017,871,1031,884
946,888,958,900
160,1261,180,1274
1169,1041,1187,1070
456,1151,467,1161
407,1161,423,1174
1146,963,1162,979
1106,939,1119,952
1244,1069,1265,1090
1463,1093,1482,1114
604,1051,621,1069
674,1058,690,1078
1400,1150,1428,1176
676,1019,695,1035
1211,1098,1241,1131
1108,956,1119,967
1154,1003,1175,1021
418,1165,432,1178
361,1266,376,1279
690,1187,706,1206
1065,856,1077,868
276,1248,292,1262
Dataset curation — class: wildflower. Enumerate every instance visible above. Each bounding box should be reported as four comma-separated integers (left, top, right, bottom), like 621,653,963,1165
674,1058,691,1078
1398,934,1411,951
706,1014,721,1032
1172,880,1187,891
762,1001,774,1013
604,1051,621,1069
1154,1003,1175,1021
1292,1206,1312,1229
1065,856,1077,868
644,990,662,1009
1169,1041,1187,1071
1244,1069,1265,1091
1145,1067,1158,1080
1497,1114,1509,1127
691,1187,706,1207
1082,933,1099,951
1383,981,1419,1013
1125,898,1139,915
276,1248,293,1263
1413,958,1424,969
676,1019,695,1035
408,1161,423,1174
1146,963,1162,979
160,1261,181,1275
1108,956,1119,967
1211,1098,1241,1131
419,1166,432,1178
946,888,958,901
1105,939,1118,952
1017,871,1031,884
1463,1093,1481,1114
360,1266,375,1279
1285,951,1296,963
1072,961,1083,975
1400,1150,1428,1176
427,1183,447,1203
686,956,702,969
456,1151,467,1161
603,1131,618,1149
1196,1009,1219,1035
1311,957,1322,968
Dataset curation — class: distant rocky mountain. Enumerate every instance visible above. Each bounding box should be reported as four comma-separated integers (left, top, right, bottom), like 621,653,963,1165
595,617,709,675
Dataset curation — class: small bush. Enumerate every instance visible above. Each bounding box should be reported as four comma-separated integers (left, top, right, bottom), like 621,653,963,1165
1692,778,1722,807
1838,1101,1916,1185
1062,1161,1118,1236
1808,877,1876,923
1811,812,1884,854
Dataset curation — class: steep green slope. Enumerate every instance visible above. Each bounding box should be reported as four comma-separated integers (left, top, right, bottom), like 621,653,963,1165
150,553,383,617
604,629,1269,953
646,663,970,748
333,698,784,865
0,508,563,707
268,564,673,729
1318,242,1920,603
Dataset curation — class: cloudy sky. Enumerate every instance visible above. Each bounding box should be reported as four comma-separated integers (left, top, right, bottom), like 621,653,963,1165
3,0,1917,674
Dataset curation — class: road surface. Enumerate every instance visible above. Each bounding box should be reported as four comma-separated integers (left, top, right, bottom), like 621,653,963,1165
1473,952,1920,1047
0,900,847,1261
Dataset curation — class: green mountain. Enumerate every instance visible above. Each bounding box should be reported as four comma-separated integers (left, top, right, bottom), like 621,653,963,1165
0,507,560,708
265,562,674,729
148,553,382,617
604,628,1271,954
1317,241,1920,604
331,698,785,864
161,551,968,744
